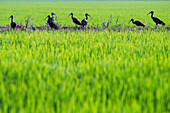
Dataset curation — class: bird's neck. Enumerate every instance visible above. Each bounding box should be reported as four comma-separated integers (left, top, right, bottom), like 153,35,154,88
131,20,134,23
151,13,153,18
11,18,13,22
86,15,88,20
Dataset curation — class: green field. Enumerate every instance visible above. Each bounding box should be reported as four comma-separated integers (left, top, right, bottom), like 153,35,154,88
0,1,170,113
0,1,169,27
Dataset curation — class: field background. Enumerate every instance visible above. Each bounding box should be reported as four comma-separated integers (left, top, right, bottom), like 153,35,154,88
0,1,169,27
0,1,170,113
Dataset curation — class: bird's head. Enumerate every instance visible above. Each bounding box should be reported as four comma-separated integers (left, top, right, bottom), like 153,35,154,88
51,12,57,20
45,15,50,19
85,13,92,18
51,12,55,16
147,11,154,15
68,13,73,17
8,15,13,20
128,19,134,24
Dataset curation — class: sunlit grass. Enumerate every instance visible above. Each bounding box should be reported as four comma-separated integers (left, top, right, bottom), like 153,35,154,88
0,30,169,113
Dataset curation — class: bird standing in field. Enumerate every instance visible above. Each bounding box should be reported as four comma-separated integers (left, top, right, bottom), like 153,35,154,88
81,13,92,27
129,19,145,27
147,11,165,26
50,12,57,22
8,15,17,29
69,13,81,26
45,15,59,29
46,12,57,25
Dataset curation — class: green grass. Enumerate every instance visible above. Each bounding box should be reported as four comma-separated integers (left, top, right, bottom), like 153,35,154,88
0,30,170,113
0,1,169,27
0,1,170,113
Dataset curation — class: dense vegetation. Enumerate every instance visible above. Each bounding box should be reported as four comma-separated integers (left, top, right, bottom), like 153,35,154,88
0,1,169,113
0,30,169,113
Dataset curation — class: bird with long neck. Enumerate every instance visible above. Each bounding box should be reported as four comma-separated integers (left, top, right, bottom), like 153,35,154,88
45,15,59,29
147,11,165,26
69,13,81,26
81,13,92,27
8,15,17,29
50,12,57,21
129,19,145,27
46,12,57,25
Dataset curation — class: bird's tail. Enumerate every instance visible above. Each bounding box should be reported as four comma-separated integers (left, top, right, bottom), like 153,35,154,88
162,22,165,26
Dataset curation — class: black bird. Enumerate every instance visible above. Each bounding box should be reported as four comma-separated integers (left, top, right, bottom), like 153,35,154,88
50,12,57,21
8,15,17,29
147,11,165,26
31,25,36,31
129,19,145,27
69,13,81,26
46,12,57,25
45,15,59,29
81,13,92,27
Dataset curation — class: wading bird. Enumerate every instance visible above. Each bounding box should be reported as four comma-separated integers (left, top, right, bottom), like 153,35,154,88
50,12,57,21
45,15,59,29
8,15,16,29
46,12,57,25
69,13,81,26
147,11,165,26
129,19,145,27
81,13,92,27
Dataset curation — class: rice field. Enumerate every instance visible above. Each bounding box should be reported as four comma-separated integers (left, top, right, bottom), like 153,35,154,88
0,1,170,113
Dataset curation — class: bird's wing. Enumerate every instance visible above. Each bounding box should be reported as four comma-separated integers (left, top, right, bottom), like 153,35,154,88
152,17,163,23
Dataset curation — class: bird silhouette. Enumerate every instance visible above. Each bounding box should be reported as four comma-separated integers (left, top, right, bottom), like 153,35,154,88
46,15,59,29
69,13,81,26
8,15,17,29
129,19,145,27
147,11,165,26
81,13,92,27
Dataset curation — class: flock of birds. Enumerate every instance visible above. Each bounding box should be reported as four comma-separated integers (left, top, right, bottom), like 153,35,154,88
8,11,165,30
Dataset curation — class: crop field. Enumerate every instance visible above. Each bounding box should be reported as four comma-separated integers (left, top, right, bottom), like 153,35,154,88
0,1,170,113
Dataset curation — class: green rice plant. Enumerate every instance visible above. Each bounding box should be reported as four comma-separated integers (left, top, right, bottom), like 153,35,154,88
0,29,169,113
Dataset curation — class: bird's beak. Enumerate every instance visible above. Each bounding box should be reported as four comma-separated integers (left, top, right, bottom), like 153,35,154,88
68,14,71,17
128,20,131,24
88,15,92,18
45,16,48,20
8,16,11,20
147,12,151,16
55,15,57,20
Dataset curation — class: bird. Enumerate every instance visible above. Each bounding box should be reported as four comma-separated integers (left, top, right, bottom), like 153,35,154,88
46,12,56,25
45,15,59,29
81,13,92,27
8,15,17,29
31,25,36,31
129,19,145,27
147,11,165,26
50,12,57,22
69,13,81,26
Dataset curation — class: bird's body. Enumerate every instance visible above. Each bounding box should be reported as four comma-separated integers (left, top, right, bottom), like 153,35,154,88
69,13,81,26
129,19,145,27
47,12,57,24
46,15,59,29
9,15,16,29
148,11,165,26
31,25,36,31
81,13,92,27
